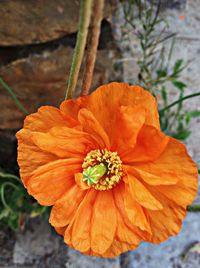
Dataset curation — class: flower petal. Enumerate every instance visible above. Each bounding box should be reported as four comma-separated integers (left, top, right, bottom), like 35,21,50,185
16,106,76,185
31,126,95,158
133,137,198,208
147,206,185,243
71,189,97,252
91,191,117,254
113,184,151,240
125,165,178,185
49,185,86,227
60,97,88,126
115,208,140,245
75,173,90,190
78,108,110,149
123,183,152,234
27,159,81,205
24,106,68,131
121,125,169,163
101,240,136,258
86,82,160,135
16,128,57,185
126,173,163,210
111,105,146,152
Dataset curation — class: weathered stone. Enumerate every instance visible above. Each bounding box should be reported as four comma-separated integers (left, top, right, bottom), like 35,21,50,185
173,242,200,268
0,217,120,268
120,213,200,268
11,218,69,267
0,45,116,130
0,225,16,267
13,218,59,265
0,0,117,46
149,0,187,10
0,129,18,171
66,248,120,268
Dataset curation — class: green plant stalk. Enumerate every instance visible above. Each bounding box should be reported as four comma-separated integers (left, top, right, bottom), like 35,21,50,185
65,0,93,99
0,78,29,115
160,92,200,114
187,204,200,212
81,0,105,96
1,182,19,210
0,172,22,183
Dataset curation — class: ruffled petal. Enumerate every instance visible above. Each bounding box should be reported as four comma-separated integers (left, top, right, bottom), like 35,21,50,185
31,126,96,158
16,128,58,185
101,240,136,258
70,189,97,252
113,184,150,241
147,206,185,243
121,124,169,163
78,108,110,149
85,82,160,136
60,97,89,126
75,173,90,190
123,183,152,234
27,159,81,205
125,173,163,210
111,105,146,152
130,166,178,185
16,105,73,185
91,191,117,254
50,185,86,227
24,106,68,131
133,138,198,208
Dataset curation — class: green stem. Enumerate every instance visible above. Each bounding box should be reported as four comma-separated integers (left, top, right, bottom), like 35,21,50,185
81,0,105,96
187,204,200,212
1,182,19,211
0,172,22,184
65,0,93,99
159,92,200,114
0,78,29,115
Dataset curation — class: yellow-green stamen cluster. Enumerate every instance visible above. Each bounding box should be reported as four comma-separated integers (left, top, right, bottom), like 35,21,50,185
82,149,123,190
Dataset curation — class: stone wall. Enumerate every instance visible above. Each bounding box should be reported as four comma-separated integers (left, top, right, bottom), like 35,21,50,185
0,0,118,170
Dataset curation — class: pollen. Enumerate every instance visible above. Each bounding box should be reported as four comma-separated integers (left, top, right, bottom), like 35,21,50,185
82,149,123,190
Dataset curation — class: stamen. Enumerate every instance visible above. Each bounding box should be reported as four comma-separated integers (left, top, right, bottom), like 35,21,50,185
82,149,123,190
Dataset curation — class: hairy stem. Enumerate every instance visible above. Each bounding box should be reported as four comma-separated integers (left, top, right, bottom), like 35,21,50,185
0,78,29,115
81,0,105,96
65,0,93,99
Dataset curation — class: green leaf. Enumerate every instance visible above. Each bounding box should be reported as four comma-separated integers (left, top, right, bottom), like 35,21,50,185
173,59,184,74
172,129,191,141
161,86,168,103
156,69,167,78
172,80,187,90
185,110,200,124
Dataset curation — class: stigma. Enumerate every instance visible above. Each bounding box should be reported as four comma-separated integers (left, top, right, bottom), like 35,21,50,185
82,149,123,190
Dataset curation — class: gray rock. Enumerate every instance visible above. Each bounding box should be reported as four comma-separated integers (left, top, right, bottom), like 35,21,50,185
120,213,200,268
13,218,60,265
66,248,120,268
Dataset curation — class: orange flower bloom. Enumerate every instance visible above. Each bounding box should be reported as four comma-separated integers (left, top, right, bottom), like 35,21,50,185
16,82,198,257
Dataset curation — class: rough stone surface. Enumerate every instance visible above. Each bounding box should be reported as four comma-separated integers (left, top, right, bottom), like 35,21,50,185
0,46,116,130
0,218,120,268
1,1,200,268
66,248,120,268
120,213,200,268
114,0,200,162
0,0,117,46
13,218,60,265
1,214,200,268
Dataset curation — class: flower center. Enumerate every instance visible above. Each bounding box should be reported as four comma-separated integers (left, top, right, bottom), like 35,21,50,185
82,149,123,190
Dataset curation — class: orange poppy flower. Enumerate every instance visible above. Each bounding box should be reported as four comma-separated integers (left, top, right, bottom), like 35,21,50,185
16,82,198,257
